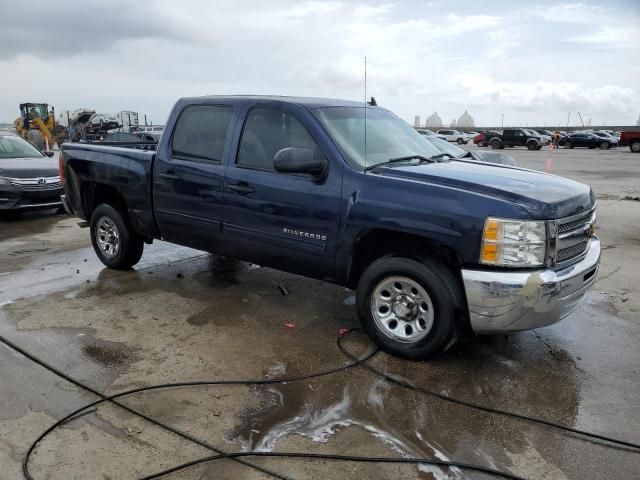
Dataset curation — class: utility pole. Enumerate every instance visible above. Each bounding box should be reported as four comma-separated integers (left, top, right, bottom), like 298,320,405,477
566,112,570,128
501,113,504,128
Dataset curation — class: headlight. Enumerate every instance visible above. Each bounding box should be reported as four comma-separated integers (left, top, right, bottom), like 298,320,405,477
480,217,546,267
0,177,10,185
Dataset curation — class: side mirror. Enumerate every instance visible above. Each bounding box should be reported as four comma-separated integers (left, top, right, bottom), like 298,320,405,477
273,147,327,179
44,151,55,157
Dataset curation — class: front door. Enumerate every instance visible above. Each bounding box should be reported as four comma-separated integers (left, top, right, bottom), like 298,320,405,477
223,106,343,280
153,104,235,252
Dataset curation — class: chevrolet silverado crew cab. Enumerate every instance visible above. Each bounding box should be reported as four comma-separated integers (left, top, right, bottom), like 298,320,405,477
60,96,601,359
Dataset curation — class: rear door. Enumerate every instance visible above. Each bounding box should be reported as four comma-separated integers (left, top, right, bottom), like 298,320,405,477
572,134,586,147
223,105,342,280
153,104,235,251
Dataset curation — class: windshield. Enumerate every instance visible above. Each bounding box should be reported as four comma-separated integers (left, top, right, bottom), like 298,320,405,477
0,135,42,159
423,136,466,157
314,107,441,169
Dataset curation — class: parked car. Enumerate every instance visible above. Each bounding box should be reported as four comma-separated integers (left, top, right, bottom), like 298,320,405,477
529,129,551,145
416,128,438,136
60,95,600,359
535,129,554,138
423,136,517,165
474,131,501,147
559,133,618,149
619,131,640,153
490,128,544,150
592,131,617,142
436,129,469,144
0,132,62,211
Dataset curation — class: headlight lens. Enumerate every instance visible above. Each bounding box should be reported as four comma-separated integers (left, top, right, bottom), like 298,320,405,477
0,177,10,185
480,217,546,267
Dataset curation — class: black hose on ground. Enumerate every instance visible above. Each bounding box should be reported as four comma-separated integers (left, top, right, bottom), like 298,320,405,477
2,328,638,480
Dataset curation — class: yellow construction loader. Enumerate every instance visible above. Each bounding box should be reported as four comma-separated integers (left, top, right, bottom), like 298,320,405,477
14,103,65,150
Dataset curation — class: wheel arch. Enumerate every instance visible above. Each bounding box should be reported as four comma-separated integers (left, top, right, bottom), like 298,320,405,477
346,228,465,290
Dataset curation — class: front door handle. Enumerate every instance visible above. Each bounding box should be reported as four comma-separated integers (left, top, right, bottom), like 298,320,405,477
228,183,254,195
160,172,180,181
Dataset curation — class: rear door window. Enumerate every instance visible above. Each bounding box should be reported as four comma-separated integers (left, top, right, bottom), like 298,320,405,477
172,105,233,163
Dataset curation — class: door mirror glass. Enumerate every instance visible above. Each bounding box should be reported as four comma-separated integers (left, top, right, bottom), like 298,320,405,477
273,147,326,177
44,150,55,157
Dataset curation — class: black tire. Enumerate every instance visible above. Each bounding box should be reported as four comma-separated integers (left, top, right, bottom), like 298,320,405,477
27,130,44,150
564,141,573,149
536,145,542,150
457,138,465,145
600,142,610,150
631,140,640,153
490,139,501,149
356,256,463,360
90,203,144,269
526,141,537,151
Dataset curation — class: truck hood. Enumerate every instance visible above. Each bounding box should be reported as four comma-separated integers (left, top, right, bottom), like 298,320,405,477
0,156,59,178
374,160,594,219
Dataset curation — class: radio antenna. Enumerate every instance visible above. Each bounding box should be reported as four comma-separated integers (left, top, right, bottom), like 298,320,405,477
364,56,367,171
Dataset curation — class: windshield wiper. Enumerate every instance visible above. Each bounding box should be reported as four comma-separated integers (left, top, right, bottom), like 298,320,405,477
365,154,436,171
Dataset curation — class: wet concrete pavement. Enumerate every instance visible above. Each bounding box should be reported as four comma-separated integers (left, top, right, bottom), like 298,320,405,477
1,147,639,479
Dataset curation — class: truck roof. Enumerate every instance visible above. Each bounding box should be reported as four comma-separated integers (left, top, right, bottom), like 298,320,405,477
188,95,367,109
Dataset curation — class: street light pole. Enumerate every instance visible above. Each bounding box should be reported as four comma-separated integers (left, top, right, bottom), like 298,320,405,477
501,113,504,128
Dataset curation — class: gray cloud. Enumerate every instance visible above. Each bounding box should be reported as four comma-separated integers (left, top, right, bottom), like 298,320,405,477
0,1,181,59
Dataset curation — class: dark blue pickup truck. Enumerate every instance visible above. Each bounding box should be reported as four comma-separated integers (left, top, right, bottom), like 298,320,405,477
60,96,600,359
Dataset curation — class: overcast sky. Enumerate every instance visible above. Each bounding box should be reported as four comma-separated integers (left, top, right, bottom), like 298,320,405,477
1,0,639,127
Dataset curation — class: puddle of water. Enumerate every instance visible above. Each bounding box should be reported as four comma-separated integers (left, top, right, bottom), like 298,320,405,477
226,361,477,479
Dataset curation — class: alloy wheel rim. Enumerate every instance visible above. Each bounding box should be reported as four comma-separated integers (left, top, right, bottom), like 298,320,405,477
370,276,434,343
96,217,120,259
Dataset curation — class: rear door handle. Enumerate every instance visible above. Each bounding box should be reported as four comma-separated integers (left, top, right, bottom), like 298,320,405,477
228,183,254,195
160,172,180,181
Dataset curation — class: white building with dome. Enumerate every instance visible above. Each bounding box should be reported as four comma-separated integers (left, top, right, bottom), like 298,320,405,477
425,112,443,129
457,110,475,128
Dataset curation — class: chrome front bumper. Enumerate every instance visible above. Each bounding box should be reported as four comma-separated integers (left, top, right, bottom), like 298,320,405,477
461,237,601,333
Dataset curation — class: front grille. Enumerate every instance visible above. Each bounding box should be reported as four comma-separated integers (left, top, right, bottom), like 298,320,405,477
557,240,589,262
7,176,61,190
557,211,593,234
554,209,595,265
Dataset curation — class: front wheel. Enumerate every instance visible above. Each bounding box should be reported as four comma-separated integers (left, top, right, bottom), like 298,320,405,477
564,141,573,149
90,204,144,269
491,140,501,149
457,138,465,145
631,140,640,153
356,256,463,360
526,141,537,151
600,142,610,150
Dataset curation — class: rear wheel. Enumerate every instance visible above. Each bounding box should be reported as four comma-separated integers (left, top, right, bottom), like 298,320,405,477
90,204,144,269
631,140,640,153
27,130,44,150
600,141,610,150
356,256,463,360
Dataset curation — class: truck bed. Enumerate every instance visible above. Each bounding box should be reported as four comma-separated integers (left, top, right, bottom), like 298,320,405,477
60,142,159,238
